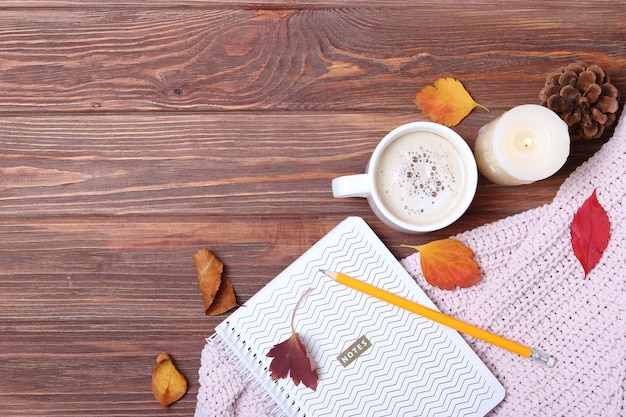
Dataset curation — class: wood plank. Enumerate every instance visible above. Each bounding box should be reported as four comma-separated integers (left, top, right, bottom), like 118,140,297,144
0,7,623,112
0,0,622,7
0,112,405,216
1,113,604,222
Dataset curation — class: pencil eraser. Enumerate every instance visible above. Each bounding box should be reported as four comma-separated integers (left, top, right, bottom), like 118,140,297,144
546,356,556,367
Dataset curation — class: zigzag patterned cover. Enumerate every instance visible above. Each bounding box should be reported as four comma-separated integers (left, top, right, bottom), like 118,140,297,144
212,217,504,417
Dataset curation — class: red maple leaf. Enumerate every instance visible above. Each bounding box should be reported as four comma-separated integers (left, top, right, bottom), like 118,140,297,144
266,289,318,391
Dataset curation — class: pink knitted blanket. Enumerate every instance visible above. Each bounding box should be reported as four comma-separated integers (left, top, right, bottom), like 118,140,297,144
196,110,626,417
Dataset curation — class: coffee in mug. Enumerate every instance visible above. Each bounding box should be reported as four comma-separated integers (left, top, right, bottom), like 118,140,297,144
332,122,477,233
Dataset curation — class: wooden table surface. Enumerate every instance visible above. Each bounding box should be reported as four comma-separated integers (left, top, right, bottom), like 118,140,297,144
1,1,624,415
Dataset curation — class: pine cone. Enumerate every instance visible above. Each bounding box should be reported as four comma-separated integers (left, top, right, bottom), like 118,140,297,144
539,62,620,140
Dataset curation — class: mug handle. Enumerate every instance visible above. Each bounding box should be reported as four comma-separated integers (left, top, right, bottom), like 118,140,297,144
332,174,370,198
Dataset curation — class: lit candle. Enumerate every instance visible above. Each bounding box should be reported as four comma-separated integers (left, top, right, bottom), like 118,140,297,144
474,104,570,186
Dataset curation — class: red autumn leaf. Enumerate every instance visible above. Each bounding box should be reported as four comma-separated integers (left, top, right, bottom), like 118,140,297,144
403,238,481,290
267,289,318,391
570,189,610,276
267,332,318,391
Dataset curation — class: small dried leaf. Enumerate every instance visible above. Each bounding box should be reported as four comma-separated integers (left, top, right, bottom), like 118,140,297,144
413,77,488,127
206,275,238,315
266,289,318,391
152,352,187,408
193,248,237,315
267,332,318,391
570,189,610,276
193,248,222,309
403,238,481,290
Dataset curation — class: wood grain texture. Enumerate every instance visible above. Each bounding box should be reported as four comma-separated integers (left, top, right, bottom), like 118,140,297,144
0,7,623,112
0,1,624,416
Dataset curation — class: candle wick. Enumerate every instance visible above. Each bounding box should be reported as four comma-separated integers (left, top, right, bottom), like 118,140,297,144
523,137,533,148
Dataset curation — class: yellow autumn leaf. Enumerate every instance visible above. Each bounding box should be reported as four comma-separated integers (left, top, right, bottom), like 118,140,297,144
413,77,488,127
152,352,188,408
403,238,481,290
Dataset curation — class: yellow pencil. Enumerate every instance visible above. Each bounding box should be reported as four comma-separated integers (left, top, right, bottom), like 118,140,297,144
322,270,555,367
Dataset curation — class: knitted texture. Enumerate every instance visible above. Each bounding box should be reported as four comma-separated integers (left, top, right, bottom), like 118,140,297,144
195,341,273,417
196,110,626,417
402,109,626,417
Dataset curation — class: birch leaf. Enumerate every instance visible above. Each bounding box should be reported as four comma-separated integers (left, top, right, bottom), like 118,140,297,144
570,189,610,276
413,77,488,127
403,238,481,290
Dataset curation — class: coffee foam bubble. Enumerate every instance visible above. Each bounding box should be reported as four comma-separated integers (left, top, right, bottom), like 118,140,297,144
374,131,466,226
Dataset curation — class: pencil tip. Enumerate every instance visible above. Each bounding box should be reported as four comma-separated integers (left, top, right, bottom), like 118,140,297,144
530,350,556,367
320,270,339,280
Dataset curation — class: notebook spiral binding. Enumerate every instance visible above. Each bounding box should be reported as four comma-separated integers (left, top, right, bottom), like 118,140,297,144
208,323,307,417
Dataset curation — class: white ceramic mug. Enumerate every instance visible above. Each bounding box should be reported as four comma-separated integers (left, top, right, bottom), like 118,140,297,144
332,122,478,233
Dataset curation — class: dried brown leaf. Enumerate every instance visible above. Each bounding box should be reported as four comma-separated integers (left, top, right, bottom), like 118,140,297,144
193,248,237,315
206,275,238,315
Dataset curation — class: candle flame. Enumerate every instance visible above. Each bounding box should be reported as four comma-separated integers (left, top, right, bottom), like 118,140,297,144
513,130,538,152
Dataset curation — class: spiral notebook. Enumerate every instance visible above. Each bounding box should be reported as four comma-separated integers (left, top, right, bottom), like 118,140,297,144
209,216,505,417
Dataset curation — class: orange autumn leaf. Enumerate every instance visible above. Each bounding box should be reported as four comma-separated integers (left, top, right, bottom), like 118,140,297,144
413,77,488,127
403,238,481,290
151,352,187,408
193,248,238,316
